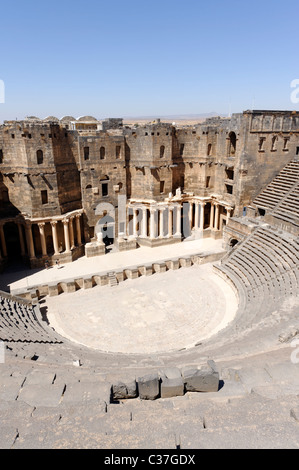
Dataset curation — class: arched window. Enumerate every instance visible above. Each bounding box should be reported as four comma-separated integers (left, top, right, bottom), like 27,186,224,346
207,143,212,156
100,147,105,159
86,184,92,189
37,149,43,164
160,145,165,158
228,132,236,156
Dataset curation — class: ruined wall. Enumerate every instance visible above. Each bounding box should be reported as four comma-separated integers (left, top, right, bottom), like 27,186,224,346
232,111,299,215
0,110,298,241
0,121,82,219
124,123,175,200
71,130,126,239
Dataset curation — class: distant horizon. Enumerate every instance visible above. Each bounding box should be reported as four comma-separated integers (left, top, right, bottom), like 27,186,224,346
2,109,299,125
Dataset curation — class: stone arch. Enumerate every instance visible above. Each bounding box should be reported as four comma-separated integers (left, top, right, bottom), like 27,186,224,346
229,238,239,248
228,131,237,156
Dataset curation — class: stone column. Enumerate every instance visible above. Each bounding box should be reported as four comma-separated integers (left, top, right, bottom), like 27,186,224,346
17,223,26,256
142,207,148,237
175,205,181,237
214,203,219,230
150,208,156,239
199,202,205,231
69,217,75,249
50,221,60,255
168,207,173,237
189,201,193,230
38,223,47,257
159,208,165,238
209,203,214,229
194,202,200,230
25,223,35,259
226,208,231,224
133,208,138,237
75,214,82,245
63,219,71,252
0,223,7,257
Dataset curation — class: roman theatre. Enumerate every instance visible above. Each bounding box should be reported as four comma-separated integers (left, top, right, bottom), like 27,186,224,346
0,111,298,449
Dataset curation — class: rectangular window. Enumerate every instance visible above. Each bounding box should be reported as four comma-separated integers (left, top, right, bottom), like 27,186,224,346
84,146,90,160
41,190,48,204
205,176,210,188
180,143,185,156
283,138,289,151
160,181,165,193
0,149,3,163
116,145,121,158
225,184,233,194
296,147,299,155
102,183,108,197
258,137,266,151
225,168,234,180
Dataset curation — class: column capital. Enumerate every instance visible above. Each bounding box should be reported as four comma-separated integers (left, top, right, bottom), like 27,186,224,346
38,222,45,229
50,220,58,227
62,219,69,225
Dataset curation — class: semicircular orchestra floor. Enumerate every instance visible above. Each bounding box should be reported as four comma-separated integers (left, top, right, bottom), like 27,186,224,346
45,263,238,354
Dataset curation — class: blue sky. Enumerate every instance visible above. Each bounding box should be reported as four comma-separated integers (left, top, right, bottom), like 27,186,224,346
0,0,298,121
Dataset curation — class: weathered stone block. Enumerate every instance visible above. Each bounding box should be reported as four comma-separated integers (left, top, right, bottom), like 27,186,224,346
124,267,139,279
138,264,153,276
83,277,92,289
138,373,160,400
182,367,219,392
161,377,184,398
112,379,137,400
48,284,59,297
165,259,179,270
153,262,167,273
179,257,192,267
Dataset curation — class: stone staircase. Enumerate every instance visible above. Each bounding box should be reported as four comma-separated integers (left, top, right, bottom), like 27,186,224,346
253,160,299,227
107,271,118,287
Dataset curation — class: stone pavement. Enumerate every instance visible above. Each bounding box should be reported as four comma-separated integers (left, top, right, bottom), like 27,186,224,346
45,263,238,354
7,238,224,293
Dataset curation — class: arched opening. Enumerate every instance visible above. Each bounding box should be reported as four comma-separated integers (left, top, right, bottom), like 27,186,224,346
207,143,212,156
160,145,165,158
37,150,43,165
228,132,236,156
229,238,238,248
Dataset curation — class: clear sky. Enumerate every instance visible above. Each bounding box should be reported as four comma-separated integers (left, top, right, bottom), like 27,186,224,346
0,0,298,121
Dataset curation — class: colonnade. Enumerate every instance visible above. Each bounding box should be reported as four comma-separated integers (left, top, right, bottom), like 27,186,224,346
128,199,233,239
0,212,83,261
